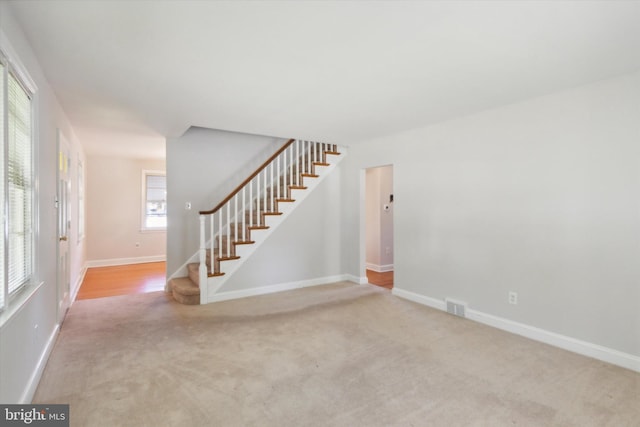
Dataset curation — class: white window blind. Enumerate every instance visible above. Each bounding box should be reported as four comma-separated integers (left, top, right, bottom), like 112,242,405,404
0,61,5,309
143,172,166,229
7,71,33,295
0,54,34,311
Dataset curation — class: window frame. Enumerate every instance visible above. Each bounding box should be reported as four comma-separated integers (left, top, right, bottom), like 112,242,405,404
141,169,166,232
0,42,38,315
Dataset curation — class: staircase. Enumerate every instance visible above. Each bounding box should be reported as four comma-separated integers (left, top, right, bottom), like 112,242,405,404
168,139,344,305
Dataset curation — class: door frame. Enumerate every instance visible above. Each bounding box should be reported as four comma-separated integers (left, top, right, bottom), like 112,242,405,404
56,129,72,324
359,164,395,284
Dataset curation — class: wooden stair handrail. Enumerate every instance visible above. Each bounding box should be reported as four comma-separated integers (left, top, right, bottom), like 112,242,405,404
199,138,295,215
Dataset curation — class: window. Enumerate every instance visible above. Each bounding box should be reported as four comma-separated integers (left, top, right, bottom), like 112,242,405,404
142,170,166,230
0,50,34,311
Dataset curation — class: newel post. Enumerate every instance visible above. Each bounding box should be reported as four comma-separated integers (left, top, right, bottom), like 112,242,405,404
199,215,208,305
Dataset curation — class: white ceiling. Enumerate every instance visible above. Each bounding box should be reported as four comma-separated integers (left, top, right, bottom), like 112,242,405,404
8,0,640,158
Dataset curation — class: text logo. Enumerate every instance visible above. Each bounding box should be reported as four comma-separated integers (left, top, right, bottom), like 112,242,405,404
0,405,69,426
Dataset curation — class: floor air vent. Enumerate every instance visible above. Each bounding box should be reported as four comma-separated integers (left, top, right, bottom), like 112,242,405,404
445,298,467,318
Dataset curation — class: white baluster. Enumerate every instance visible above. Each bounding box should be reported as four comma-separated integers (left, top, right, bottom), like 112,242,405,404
283,148,288,199
241,187,246,241
233,194,237,244
289,144,293,188
249,178,253,228
311,140,314,166
263,169,267,218
209,214,214,275
226,203,231,258
199,215,207,303
296,139,300,185
218,209,222,264
270,161,274,212
277,153,281,201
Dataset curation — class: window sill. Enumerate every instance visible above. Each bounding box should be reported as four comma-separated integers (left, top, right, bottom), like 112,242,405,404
140,228,167,234
0,280,45,329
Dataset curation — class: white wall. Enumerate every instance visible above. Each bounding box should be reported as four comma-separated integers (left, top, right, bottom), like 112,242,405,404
219,166,343,292
0,4,86,403
166,127,285,278
86,155,166,265
342,72,640,359
365,166,393,272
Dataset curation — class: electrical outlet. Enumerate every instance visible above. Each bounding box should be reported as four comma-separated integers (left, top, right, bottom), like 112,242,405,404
508,291,518,305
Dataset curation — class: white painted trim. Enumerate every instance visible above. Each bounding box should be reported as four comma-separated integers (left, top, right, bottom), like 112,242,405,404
85,255,166,268
392,288,640,373
0,28,38,94
466,309,640,373
366,263,394,273
208,275,348,303
71,266,87,303
392,287,446,310
346,274,369,285
20,324,59,403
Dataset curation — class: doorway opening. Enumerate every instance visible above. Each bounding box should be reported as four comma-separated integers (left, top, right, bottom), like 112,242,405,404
365,165,394,289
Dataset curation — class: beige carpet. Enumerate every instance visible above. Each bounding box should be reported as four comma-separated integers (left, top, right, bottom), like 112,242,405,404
34,282,639,426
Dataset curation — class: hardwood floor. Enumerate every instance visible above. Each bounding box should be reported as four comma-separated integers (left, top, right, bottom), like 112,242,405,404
77,262,166,300
77,263,390,300
366,270,393,289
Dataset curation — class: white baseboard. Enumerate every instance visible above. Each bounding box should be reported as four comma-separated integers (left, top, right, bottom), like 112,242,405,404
366,263,394,273
208,275,348,304
346,274,369,285
86,255,166,268
21,324,59,403
392,287,640,373
392,287,446,311
71,266,87,303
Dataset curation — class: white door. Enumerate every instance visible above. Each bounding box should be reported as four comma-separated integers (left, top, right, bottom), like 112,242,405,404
57,130,71,323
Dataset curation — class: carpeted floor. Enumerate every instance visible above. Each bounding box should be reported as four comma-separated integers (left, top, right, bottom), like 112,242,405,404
34,282,639,426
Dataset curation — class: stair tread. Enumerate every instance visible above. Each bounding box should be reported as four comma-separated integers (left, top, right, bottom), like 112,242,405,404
170,277,200,296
